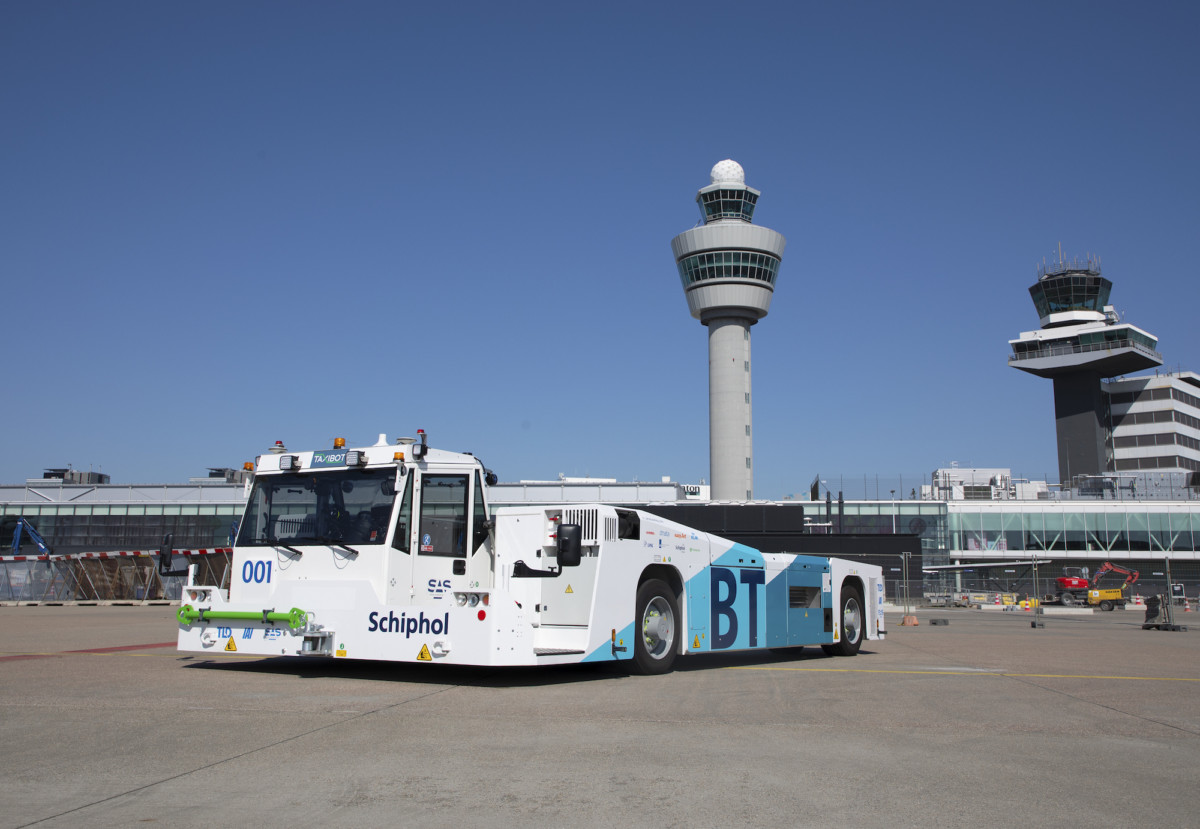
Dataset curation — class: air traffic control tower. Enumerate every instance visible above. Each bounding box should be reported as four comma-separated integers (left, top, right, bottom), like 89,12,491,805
1009,256,1162,484
671,160,786,501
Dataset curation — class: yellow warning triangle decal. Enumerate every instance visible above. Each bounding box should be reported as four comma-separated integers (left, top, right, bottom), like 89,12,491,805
565,584,574,594
417,643,432,661
224,636,237,652
692,635,701,649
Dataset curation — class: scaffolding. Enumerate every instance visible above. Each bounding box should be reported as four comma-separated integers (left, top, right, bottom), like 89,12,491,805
0,548,231,604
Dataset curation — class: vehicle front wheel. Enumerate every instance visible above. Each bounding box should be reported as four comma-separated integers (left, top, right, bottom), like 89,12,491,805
632,579,679,675
1060,592,1075,606
821,584,865,657
1099,600,1114,611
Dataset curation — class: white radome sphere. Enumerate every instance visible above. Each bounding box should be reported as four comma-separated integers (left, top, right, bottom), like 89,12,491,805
710,159,745,185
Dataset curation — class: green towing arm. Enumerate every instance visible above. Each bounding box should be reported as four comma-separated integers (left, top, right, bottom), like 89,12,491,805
177,605,308,631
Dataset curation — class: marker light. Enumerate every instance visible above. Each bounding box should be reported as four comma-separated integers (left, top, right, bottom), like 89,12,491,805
242,462,254,471
334,437,346,448
394,452,405,462
269,440,287,454
477,609,487,621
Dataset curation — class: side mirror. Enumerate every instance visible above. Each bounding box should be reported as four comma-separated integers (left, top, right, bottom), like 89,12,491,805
557,524,582,568
158,533,185,576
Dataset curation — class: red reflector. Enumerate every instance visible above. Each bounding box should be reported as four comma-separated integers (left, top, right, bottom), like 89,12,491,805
477,609,487,621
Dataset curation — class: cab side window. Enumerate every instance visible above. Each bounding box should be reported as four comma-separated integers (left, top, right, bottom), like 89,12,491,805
391,475,413,552
417,474,468,557
472,471,490,552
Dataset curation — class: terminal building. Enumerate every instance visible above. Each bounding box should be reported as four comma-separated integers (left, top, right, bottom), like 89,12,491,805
3,463,1197,603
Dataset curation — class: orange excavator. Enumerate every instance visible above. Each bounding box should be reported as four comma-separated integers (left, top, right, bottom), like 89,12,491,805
1050,561,1139,610
1088,561,1139,611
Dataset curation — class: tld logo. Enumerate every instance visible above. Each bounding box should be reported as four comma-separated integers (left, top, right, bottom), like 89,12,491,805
427,578,451,594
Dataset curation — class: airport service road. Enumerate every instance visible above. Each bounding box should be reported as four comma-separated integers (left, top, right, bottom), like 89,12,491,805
1,605,1198,828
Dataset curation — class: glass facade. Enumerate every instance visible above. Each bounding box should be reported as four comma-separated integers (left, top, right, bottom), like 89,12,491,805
1028,271,1112,319
677,249,780,288
1110,385,1200,412
1010,326,1158,359
948,508,1197,554
3,504,243,552
698,188,757,222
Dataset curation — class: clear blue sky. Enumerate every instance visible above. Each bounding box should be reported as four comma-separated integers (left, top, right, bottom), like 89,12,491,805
3,1,1197,498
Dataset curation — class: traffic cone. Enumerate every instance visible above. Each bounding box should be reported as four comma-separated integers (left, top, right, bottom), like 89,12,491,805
994,594,1001,606
1134,595,1144,606
1185,598,1192,613
1022,600,1031,611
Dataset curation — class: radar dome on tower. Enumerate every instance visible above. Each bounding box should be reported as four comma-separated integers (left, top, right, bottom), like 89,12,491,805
710,159,745,185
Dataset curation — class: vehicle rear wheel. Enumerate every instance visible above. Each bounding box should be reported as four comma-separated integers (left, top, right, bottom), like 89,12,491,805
632,579,679,675
1099,600,1114,611
822,584,864,657
1060,592,1074,606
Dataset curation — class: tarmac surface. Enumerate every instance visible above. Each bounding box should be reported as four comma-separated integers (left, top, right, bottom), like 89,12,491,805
1,604,1198,828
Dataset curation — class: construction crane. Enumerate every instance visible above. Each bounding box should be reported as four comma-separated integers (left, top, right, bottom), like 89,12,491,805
11,517,52,556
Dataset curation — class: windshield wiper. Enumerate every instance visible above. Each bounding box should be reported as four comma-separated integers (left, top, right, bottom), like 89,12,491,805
290,536,360,556
316,536,360,556
262,536,304,557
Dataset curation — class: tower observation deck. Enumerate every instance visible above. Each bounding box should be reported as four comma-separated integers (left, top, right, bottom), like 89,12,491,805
671,160,786,501
1009,255,1162,483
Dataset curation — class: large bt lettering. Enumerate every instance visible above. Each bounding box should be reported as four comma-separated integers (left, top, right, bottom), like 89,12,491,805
709,566,765,649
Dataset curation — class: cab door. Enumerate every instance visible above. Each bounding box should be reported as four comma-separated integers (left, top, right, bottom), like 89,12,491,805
386,472,414,604
410,472,468,603
405,469,493,604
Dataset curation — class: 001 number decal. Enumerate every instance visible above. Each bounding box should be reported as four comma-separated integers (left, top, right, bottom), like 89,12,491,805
241,560,272,584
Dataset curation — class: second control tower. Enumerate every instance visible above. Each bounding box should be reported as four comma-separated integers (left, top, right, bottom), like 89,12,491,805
1009,255,1163,484
671,160,786,501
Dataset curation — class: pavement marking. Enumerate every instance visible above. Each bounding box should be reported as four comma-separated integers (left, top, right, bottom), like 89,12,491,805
0,641,178,662
68,641,176,654
728,665,1200,682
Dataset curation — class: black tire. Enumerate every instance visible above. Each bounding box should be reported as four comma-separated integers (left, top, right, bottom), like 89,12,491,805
1060,592,1074,606
1099,600,1114,611
632,579,679,675
822,584,865,657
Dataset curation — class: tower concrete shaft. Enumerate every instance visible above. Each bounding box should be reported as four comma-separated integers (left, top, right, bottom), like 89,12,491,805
671,160,786,501
708,317,754,500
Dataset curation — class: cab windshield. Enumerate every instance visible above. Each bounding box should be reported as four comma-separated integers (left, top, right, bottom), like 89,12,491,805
237,468,397,547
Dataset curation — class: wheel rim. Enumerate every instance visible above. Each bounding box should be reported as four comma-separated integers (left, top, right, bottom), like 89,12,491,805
642,596,675,660
843,597,862,644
